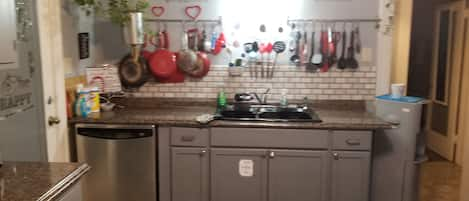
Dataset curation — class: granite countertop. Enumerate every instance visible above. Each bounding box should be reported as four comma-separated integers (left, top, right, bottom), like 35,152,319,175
70,98,391,130
0,162,90,201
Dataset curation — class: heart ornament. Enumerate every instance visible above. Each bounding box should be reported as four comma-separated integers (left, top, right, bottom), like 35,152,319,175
185,5,202,20
151,6,165,17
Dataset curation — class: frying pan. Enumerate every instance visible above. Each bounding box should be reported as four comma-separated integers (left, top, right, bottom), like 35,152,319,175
118,49,150,89
191,52,211,78
177,31,198,74
188,29,211,78
149,30,176,79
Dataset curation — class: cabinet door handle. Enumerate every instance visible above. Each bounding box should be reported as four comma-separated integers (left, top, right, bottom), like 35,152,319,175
269,151,275,158
333,153,339,160
346,139,361,146
199,150,207,156
181,135,195,142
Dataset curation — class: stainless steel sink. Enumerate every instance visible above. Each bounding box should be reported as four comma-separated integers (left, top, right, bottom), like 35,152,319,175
217,104,322,122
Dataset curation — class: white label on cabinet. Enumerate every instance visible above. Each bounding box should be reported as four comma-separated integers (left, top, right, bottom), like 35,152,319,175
239,159,254,177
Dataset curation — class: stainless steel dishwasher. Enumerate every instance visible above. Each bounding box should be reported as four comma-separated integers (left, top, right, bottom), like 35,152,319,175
75,124,157,201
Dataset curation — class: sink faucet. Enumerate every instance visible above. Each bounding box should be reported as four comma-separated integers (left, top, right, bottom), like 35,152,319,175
251,88,271,104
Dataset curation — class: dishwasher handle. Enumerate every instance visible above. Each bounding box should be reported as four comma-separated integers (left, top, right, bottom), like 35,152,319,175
76,128,154,140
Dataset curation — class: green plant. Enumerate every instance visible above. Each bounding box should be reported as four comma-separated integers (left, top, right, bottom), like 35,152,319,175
73,0,149,26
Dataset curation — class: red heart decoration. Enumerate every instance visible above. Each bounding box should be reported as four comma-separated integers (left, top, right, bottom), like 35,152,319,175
151,6,165,17
185,5,202,20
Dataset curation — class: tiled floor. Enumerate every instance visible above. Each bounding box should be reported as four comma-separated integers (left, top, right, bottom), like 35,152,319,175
419,152,462,201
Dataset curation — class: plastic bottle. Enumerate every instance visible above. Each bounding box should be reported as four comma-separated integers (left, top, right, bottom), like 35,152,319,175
74,84,84,117
88,87,100,113
217,88,227,110
280,89,288,107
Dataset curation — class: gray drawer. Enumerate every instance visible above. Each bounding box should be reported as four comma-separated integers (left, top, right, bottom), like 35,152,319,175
332,131,372,151
211,128,329,149
171,127,209,147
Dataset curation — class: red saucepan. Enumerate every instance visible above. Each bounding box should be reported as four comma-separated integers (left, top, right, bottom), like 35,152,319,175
149,30,177,79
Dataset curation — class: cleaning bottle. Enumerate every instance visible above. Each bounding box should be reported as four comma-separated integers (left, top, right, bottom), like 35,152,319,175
217,88,227,110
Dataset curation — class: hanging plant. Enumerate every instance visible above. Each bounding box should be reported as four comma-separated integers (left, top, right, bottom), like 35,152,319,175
73,0,149,26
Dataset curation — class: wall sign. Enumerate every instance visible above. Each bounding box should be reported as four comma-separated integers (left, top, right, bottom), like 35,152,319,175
78,32,90,59
0,72,33,119
86,64,122,93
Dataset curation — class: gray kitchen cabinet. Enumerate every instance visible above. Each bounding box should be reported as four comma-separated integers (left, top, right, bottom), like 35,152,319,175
171,147,209,201
160,127,374,201
211,148,268,201
268,150,329,201
331,151,371,201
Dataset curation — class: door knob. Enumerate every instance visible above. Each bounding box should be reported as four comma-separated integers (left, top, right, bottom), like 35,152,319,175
333,153,339,160
48,116,61,126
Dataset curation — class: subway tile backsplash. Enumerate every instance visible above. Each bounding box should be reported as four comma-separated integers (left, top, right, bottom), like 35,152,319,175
129,65,377,101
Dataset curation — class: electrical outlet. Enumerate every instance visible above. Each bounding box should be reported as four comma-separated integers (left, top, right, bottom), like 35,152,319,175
360,48,373,63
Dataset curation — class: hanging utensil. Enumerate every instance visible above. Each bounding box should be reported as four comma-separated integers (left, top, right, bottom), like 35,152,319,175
312,24,323,66
319,26,330,72
265,42,273,78
338,28,347,69
252,41,259,78
300,31,308,66
306,31,317,70
288,23,297,52
271,41,286,78
244,43,254,77
290,31,301,65
329,26,341,67
346,28,359,69
355,23,362,54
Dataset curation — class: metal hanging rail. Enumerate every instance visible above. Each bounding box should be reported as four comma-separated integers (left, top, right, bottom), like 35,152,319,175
144,16,222,25
287,17,381,25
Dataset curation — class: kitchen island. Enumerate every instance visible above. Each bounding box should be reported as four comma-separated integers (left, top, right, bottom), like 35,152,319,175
0,162,90,201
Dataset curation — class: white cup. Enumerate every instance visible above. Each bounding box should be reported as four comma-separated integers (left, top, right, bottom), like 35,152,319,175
391,84,406,99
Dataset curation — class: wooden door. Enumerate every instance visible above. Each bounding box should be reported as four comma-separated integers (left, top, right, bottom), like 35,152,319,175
331,151,371,201
427,2,465,161
458,8,469,201
211,148,268,201
171,147,209,201
36,0,69,162
268,150,329,201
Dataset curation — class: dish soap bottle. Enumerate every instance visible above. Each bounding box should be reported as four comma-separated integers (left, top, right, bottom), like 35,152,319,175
280,89,288,107
217,88,227,110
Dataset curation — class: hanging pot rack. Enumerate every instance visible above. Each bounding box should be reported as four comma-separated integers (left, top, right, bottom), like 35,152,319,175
287,17,381,28
144,16,222,25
